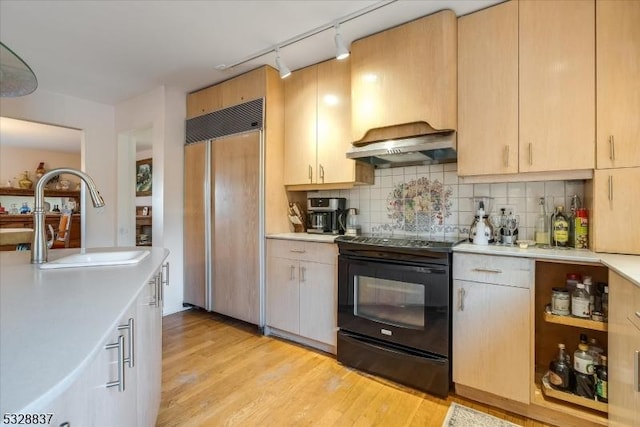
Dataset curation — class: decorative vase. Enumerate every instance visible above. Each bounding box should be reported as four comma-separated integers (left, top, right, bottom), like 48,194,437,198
35,162,46,181
18,171,33,189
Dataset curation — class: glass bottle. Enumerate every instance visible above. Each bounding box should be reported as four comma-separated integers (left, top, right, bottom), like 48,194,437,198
574,334,595,398
535,197,549,246
595,355,608,403
571,283,590,318
588,337,603,365
551,205,569,247
548,343,572,391
602,285,609,321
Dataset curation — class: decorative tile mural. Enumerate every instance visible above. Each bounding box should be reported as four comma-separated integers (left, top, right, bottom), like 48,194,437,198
387,177,453,232
308,163,585,241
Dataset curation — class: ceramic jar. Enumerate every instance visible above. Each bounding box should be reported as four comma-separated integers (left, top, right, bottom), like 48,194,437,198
18,171,33,189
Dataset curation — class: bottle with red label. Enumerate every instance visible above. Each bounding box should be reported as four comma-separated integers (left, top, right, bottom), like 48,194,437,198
574,208,588,249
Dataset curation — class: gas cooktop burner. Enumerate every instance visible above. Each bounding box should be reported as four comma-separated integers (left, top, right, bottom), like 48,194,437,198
335,235,462,250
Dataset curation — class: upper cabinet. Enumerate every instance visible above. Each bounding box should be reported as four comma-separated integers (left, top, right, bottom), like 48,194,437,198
350,10,457,144
457,0,519,176
186,67,269,119
596,0,640,169
519,0,595,173
458,0,595,177
284,59,373,189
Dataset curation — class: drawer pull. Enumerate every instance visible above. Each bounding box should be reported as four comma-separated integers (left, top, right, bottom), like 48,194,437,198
636,311,640,320
289,249,306,253
458,288,466,311
472,268,503,274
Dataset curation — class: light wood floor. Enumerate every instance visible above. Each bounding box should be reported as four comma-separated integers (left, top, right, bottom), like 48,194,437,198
157,309,551,427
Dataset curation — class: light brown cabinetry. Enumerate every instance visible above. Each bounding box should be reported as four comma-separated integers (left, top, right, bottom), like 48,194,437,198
266,239,337,352
519,0,595,173
452,253,532,404
458,0,595,177
284,59,372,189
596,0,640,169
186,67,269,119
457,0,518,176
609,271,640,427
591,167,640,255
0,214,81,250
350,10,457,144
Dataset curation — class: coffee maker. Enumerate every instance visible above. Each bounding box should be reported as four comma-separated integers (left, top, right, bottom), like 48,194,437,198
307,198,346,234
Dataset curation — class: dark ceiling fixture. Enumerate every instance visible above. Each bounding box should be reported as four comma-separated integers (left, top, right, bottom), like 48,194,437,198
0,41,38,97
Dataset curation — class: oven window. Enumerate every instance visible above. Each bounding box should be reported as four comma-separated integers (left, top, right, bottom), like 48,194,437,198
354,275,425,329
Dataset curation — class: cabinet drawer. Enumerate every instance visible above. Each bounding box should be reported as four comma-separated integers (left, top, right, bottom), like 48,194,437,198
267,239,337,265
453,253,532,289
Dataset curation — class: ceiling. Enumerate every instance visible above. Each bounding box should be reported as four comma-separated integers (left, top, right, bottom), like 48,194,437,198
0,0,500,106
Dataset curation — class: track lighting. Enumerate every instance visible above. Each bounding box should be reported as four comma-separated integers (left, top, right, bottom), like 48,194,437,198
275,48,291,79
334,24,350,60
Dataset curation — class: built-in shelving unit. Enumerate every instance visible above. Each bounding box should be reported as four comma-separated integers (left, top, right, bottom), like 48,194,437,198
543,312,608,332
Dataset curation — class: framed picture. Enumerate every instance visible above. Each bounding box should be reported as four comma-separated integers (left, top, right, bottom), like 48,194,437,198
136,158,152,197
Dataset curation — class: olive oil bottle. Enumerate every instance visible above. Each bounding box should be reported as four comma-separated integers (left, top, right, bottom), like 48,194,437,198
551,205,569,247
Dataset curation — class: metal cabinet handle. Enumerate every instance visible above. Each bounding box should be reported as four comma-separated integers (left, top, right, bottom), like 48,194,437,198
289,249,306,253
608,175,613,201
458,288,465,311
504,145,509,168
157,273,163,306
117,318,135,368
290,265,295,281
300,266,306,282
162,262,170,287
308,165,313,183
472,268,503,274
635,350,640,392
528,143,533,166
105,335,125,392
636,311,640,320
609,135,615,161
319,164,325,183
148,278,158,307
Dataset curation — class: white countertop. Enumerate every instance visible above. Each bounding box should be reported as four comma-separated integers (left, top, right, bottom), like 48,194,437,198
267,232,338,243
0,247,169,414
454,243,640,287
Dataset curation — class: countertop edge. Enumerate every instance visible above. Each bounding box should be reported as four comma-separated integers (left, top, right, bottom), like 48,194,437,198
267,232,338,244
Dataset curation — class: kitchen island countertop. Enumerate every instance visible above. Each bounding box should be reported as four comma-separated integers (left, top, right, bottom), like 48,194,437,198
454,243,640,287
0,247,169,414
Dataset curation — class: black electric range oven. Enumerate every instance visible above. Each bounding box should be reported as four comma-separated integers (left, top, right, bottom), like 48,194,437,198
335,235,459,397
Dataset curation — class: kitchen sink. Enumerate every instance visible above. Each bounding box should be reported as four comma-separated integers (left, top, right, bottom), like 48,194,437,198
40,250,150,269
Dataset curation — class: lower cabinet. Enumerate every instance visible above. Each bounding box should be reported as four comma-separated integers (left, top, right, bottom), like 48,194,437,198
266,239,337,352
609,270,640,427
32,267,164,426
452,253,533,404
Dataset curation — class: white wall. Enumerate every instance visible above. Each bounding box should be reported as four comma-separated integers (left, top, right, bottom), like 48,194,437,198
115,86,186,315
0,146,81,186
0,89,116,247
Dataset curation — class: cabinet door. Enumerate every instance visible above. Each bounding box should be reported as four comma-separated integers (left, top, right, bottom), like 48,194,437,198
457,0,518,176
519,0,595,172
90,304,138,426
596,0,640,169
136,275,163,427
266,256,300,334
592,168,640,255
351,10,457,142
212,132,260,324
183,142,208,309
453,279,530,404
316,58,354,185
220,67,266,109
186,85,222,119
299,261,337,347
608,271,640,427
284,65,318,185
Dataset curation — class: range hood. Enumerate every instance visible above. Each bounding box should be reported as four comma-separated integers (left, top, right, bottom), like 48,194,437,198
346,131,457,168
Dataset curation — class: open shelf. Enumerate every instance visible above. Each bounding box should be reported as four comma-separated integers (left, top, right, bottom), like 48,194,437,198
543,311,608,332
0,187,80,198
539,371,608,413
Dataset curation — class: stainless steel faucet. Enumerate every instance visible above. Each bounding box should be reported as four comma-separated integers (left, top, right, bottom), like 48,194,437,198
31,168,105,264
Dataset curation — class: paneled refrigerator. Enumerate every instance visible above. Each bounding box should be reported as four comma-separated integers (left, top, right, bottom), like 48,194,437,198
183,99,264,325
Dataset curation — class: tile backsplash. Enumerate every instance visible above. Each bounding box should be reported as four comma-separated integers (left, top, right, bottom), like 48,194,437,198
309,163,585,241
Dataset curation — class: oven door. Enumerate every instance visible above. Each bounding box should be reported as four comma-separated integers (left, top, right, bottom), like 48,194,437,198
338,255,450,356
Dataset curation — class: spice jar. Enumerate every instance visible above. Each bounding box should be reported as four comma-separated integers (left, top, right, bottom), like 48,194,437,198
551,287,571,316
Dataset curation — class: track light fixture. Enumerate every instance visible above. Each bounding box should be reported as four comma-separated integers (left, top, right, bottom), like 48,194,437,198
334,24,350,60
275,48,291,79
